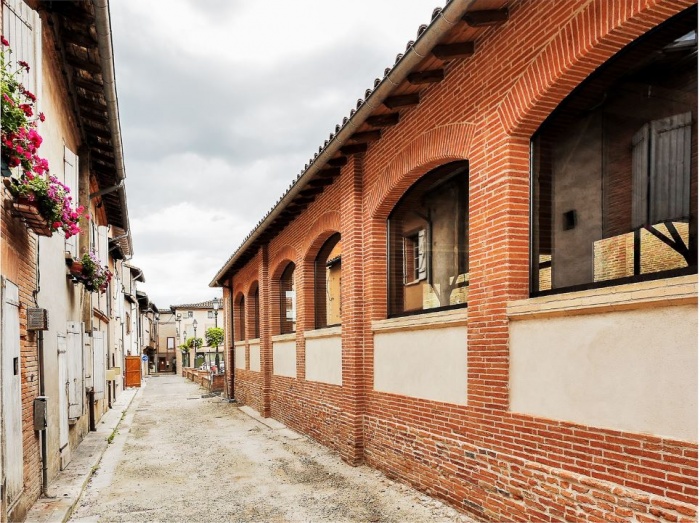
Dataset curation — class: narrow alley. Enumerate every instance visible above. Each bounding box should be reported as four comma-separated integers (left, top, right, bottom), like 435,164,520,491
68,376,473,523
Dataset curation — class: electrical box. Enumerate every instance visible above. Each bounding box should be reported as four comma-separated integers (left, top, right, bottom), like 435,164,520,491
27,308,49,331
33,396,48,431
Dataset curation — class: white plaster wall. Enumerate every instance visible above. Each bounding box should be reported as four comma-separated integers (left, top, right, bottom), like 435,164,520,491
510,305,698,442
305,335,342,385
374,326,467,404
235,343,246,369
273,340,296,377
249,343,260,372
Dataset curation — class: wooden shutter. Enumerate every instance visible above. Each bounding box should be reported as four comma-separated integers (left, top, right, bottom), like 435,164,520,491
2,279,23,505
64,147,79,257
93,330,106,400
650,112,692,224
67,322,84,419
57,333,69,450
2,0,41,100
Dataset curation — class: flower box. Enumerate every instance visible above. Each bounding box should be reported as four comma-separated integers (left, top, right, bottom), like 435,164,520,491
12,196,52,236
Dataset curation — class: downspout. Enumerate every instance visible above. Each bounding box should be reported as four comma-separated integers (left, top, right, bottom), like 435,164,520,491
210,0,478,286
224,282,235,401
38,331,50,496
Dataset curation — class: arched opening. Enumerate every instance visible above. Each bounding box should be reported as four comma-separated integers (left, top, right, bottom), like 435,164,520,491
235,294,246,341
531,6,697,295
249,282,260,339
314,233,342,329
279,262,296,334
387,161,469,316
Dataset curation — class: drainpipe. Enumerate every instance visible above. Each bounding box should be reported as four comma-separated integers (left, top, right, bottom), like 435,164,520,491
38,330,50,497
224,282,236,401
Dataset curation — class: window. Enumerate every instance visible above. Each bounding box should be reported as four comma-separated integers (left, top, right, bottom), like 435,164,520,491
315,233,342,329
251,283,260,339
279,262,296,334
235,295,246,341
187,311,193,318
167,337,175,350
208,311,213,319
531,7,697,295
388,161,469,316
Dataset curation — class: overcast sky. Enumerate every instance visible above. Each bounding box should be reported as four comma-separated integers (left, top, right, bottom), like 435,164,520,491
110,0,439,308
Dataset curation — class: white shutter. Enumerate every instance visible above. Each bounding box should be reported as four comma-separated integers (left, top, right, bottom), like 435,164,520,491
93,330,106,400
2,279,23,505
67,322,84,419
83,334,93,390
64,147,79,257
57,333,69,450
2,0,41,99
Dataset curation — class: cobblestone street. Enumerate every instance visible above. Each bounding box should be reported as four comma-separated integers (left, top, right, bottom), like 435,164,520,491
69,375,473,523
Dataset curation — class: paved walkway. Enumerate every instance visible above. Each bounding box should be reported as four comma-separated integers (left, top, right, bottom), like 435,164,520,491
42,374,472,523
25,385,140,523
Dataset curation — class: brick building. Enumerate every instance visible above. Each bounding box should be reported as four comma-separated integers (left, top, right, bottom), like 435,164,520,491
1,1,136,520
211,0,697,521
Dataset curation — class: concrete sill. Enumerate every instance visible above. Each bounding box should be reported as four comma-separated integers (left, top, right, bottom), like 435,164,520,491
271,332,296,343
507,274,697,320
305,326,341,340
372,307,467,334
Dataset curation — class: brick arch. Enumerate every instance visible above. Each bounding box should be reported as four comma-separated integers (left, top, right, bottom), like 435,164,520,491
270,246,299,280
301,211,341,263
498,0,693,137
367,123,474,220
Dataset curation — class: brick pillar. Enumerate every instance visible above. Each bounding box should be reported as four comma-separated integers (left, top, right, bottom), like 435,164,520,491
339,154,365,465
467,133,530,411
259,245,272,417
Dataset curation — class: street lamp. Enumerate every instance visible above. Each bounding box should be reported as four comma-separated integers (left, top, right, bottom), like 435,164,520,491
212,297,220,372
183,328,188,368
192,319,198,369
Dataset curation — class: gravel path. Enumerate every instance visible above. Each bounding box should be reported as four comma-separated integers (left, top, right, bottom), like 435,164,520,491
70,375,475,523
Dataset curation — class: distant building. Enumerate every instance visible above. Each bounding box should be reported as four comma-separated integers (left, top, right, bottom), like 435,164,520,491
170,299,223,373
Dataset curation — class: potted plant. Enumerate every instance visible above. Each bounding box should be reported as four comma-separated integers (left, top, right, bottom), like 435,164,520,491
71,249,112,293
1,36,86,237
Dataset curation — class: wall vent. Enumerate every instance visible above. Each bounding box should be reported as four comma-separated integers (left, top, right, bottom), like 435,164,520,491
27,308,49,331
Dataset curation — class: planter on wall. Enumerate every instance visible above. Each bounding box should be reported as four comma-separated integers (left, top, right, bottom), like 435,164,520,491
12,196,52,237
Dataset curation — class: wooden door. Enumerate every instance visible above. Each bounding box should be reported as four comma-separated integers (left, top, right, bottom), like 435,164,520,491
2,279,23,506
125,356,141,388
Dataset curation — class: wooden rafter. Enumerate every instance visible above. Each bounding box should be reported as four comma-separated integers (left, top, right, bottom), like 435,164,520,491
348,130,381,143
432,41,474,60
407,69,444,84
366,113,400,127
383,93,420,109
340,143,369,155
463,9,509,27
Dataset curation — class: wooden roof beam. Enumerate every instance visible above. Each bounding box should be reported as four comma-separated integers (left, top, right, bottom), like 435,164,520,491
407,69,444,85
383,93,420,109
327,157,347,168
463,9,509,27
432,41,474,60
348,130,381,143
366,113,400,128
339,143,369,155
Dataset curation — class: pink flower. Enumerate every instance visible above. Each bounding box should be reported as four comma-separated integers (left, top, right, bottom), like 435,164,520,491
18,60,29,72
1,36,9,46
20,104,32,117
38,112,45,122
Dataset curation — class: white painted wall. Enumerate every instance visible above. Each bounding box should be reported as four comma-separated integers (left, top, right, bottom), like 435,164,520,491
305,334,342,385
273,340,296,378
235,342,246,369
374,326,467,404
510,305,698,442
249,343,261,372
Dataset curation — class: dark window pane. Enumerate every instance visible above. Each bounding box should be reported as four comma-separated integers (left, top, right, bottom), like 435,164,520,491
280,263,296,334
532,7,697,295
388,161,469,316
315,234,341,329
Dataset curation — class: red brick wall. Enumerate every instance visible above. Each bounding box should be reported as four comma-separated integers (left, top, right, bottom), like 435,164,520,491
227,1,698,521
2,194,42,522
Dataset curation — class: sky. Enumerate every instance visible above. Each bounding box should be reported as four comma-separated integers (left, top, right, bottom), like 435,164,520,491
110,0,441,309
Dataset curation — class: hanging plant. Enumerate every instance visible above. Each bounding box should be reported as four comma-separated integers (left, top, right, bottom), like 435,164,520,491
1,36,87,237
71,249,112,293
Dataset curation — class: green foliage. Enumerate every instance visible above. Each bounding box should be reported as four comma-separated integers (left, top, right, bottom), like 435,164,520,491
186,336,203,350
205,327,224,348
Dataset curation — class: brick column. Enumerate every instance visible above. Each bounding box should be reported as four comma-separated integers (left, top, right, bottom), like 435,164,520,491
466,133,530,411
259,245,272,417
339,154,365,465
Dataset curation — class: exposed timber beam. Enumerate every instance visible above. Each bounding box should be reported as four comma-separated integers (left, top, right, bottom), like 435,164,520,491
383,93,420,109
366,113,400,128
339,143,368,155
462,9,509,27
432,41,474,60
407,69,445,84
